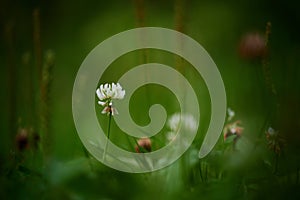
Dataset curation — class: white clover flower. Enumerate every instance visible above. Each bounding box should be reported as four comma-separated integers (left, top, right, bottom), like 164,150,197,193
96,83,125,101
166,113,197,141
227,107,235,121
183,115,198,131
96,82,125,115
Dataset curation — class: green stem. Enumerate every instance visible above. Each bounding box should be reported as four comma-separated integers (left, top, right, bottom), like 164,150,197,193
273,144,279,174
107,107,112,141
103,106,112,161
296,167,299,184
199,161,204,182
5,22,17,146
274,153,278,174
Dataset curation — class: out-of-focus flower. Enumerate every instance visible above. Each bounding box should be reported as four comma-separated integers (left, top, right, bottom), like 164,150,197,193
238,32,267,60
166,131,176,142
168,113,181,132
227,108,235,121
265,127,285,155
166,113,197,141
96,83,125,115
223,120,243,143
167,113,197,132
135,137,152,153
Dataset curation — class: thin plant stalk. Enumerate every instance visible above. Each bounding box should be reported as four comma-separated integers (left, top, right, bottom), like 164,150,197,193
262,22,282,173
174,0,187,73
273,145,279,174
107,107,112,142
199,161,204,182
262,22,277,97
33,7,44,153
134,0,150,100
174,0,190,183
33,8,42,81
40,51,54,159
296,167,299,184
261,22,279,125
133,0,148,64
103,106,112,161
5,22,17,145
33,5,55,160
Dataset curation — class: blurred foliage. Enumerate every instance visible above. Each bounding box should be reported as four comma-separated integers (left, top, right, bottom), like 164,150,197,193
1,0,300,199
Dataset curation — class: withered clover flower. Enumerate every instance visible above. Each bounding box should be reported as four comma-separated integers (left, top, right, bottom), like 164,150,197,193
96,82,125,115
135,137,152,153
223,120,244,143
265,127,285,155
223,107,243,146
15,128,30,151
15,128,40,151
238,32,267,60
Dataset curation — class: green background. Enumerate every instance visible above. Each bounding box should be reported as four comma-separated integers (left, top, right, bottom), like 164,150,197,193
1,0,299,199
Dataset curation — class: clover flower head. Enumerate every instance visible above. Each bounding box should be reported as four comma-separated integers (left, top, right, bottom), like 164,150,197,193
96,82,125,101
96,82,125,115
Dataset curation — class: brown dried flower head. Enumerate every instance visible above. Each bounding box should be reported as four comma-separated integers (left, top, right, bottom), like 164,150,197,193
238,32,267,60
15,128,29,151
135,137,152,153
223,120,244,143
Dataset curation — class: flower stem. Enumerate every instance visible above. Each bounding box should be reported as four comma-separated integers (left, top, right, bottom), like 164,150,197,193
103,105,112,161
107,107,112,140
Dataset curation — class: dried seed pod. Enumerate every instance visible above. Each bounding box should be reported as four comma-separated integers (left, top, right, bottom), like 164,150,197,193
15,128,29,151
135,137,152,153
238,32,267,60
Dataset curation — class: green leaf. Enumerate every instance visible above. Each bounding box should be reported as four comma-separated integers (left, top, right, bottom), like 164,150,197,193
224,135,237,144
